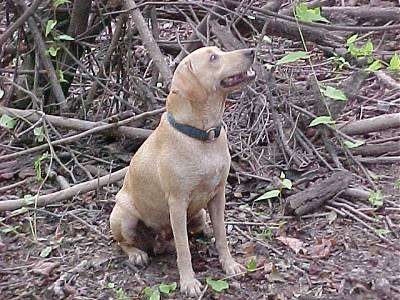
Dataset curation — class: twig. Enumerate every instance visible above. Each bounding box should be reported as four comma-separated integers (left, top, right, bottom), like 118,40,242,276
15,0,67,108
125,0,173,85
0,108,164,162
0,167,128,211
0,0,43,45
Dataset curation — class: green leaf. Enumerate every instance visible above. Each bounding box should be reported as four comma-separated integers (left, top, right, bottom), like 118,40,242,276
34,126,45,143
346,34,358,46
320,85,348,101
367,60,382,72
40,246,53,258
281,178,293,190
262,35,272,43
276,51,310,65
206,278,229,292
375,228,390,237
309,116,335,127
23,194,35,205
260,228,273,240
246,257,257,272
255,189,281,201
34,152,48,181
0,225,20,234
368,190,383,207
158,282,177,294
58,34,75,41
53,0,71,8
56,69,68,83
394,179,400,189
295,3,330,23
388,53,400,71
343,140,364,149
48,46,60,57
107,282,115,289
45,20,57,37
144,287,160,300
0,114,16,129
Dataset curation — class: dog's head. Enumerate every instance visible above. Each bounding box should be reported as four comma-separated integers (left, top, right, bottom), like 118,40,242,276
171,46,256,97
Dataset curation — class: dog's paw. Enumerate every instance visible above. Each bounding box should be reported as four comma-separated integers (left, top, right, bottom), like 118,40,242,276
180,276,202,297
127,249,149,266
222,259,245,276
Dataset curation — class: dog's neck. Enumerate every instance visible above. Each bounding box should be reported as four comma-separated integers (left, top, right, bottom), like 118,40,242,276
166,90,226,130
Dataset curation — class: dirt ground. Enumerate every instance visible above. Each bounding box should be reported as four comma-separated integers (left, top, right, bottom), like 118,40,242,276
1,162,399,300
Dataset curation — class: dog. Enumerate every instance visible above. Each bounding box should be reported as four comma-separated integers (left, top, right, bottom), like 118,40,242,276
110,46,256,297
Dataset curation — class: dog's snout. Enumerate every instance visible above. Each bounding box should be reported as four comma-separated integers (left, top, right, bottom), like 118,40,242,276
244,49,255,60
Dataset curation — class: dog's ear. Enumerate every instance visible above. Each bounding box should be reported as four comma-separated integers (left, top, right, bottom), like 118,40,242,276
185,59,194,73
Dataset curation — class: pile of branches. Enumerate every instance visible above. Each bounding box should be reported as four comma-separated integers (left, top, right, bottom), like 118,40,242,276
1,0,400,228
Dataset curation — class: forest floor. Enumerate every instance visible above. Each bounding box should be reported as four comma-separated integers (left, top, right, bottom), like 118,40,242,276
1,160,399,300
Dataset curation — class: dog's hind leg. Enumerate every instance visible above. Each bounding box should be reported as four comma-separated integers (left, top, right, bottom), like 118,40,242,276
110,201,149,266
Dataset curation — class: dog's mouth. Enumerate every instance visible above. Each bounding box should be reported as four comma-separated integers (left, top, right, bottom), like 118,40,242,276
220,68,256,88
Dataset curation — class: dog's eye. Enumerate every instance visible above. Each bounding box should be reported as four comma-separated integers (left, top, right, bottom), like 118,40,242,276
209,53,218,62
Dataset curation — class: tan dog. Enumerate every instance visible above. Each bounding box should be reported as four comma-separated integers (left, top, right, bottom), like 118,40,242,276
110,46,255,297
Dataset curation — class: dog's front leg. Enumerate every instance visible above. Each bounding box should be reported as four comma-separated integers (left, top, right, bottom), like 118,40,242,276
208,188,244,275
169,198,202,297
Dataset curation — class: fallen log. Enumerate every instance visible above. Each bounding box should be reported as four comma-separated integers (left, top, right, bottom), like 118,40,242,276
338,113,400,136
321,6,400,25
286,171,353,216
0,107,153,140
0,167,128,211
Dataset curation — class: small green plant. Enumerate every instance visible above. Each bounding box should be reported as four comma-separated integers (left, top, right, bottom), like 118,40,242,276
367,60,383,72
346,34,374,59
368,190,383,207
388,53,400,71
343,140,364,149
276,51,309,65
319,85,348,101
328,54,350,71
45,20,57,37
294,3,329,23
34,152,49,181
375,228,390,237
53,0,71,9
0,114,16,129
206,278,229,293
107,282,129,300
143,282,177,300
309,116,335,127
394,179,400,189
260,228,274,240
256,172,292,201
246,257,257,272
40,245,53,258
34,126,45,143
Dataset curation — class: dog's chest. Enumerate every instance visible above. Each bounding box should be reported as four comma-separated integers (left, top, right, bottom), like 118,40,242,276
187,154,228,212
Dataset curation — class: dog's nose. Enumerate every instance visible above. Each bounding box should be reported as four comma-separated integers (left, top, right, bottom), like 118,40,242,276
244,48,255,59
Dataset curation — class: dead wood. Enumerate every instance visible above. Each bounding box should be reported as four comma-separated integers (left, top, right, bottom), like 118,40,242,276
338,113,400,136
0,167,128,212
0,108,164,162
0,107,153,140
58,0,91,107
321,6,400,25
286,171,353,216
14,0,66,108
210,21,245,51
351,141,400,156
0,0,43,46
125,0,173,85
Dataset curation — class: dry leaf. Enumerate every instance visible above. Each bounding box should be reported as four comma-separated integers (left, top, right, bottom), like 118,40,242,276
308,238,334,258
277,236,304,254
32,261,59,276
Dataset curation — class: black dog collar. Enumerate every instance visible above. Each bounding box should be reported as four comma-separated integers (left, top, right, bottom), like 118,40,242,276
166,112,222,141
